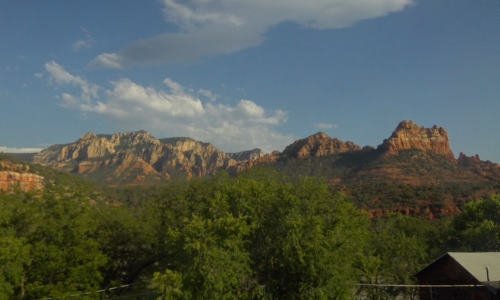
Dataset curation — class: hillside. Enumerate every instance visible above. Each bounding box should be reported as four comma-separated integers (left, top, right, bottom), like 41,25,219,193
243,120,499,217
31,120,500,216
33,131,258,184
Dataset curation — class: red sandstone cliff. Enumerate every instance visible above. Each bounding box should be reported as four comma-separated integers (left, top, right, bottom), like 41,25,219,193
0,160,44,192
378,120,455,160
0,171,44,192
282,132,360,159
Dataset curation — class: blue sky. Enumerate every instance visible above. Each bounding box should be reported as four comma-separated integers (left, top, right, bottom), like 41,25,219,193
1,0,499,162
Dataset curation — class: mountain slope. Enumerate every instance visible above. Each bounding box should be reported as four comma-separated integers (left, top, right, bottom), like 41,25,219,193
33,131,257,184
32,120,499,216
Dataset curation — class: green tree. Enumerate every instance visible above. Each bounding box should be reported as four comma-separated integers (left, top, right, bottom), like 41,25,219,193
0,188,108,298
0,235,30,298
95,203,155,286
358,214,440,299
150,269,184,300
241,175,369,299
448,194,500,251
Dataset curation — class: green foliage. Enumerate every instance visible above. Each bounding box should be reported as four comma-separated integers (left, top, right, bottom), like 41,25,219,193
0,235,30,298
0,189,107,298
447,194,500,251
94,203,155,286
1,165,495,299
358,214,443,299
150,269,184,300
248,177,369,299
138,172,370,299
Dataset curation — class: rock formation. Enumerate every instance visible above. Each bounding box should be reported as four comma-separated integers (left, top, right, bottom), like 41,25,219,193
0,159,44,192
378,120,455,160
33,121,499,190
34,131,245,183
0,171,44,192
282,132,360,159
28,121,500,218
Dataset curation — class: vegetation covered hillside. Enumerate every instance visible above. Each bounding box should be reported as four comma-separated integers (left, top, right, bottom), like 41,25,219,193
30,121,500,218
1,166,498,298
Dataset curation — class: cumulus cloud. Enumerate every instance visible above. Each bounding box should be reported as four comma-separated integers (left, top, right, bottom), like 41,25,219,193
91,0,413,68
0,146,43,153
45,61,292,152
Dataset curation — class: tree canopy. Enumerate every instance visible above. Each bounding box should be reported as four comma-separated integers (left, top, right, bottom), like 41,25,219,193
0,169,498,299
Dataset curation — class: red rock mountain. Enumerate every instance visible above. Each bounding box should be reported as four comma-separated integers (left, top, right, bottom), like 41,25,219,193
282,132,360,158
32,120,498,189
0,159,44,192
378,120,455,159
33,131,255,184
29,120,499,217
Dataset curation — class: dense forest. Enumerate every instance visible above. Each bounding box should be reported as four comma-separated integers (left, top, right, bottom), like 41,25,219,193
0,167,499,299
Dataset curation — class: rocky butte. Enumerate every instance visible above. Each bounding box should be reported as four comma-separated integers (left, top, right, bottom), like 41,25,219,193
0,159,44,192
378,120,455,160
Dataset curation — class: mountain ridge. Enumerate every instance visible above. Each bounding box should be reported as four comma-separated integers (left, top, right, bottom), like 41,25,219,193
7,120,499,217
32,120,499,186
33,130,260,184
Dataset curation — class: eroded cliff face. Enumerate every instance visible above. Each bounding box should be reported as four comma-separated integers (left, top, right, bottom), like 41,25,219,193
0,171,44,192
378,120,455,159
33,131,248,183
32,120,499,192
282,132,360,159
0,160,44,192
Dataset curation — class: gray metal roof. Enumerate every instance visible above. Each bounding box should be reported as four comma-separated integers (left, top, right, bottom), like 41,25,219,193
448,252,500,283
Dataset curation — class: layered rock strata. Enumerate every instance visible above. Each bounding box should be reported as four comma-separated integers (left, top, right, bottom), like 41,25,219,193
0,171,44,192
282,132,360,159
34,131,251,183
378,120,455,159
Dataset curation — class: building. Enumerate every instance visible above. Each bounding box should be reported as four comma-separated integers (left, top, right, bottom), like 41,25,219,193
416,252,500,300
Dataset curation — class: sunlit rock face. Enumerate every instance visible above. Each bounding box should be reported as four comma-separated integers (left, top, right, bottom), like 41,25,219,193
378,120,455,160
0,171,44,192
33,131,253,183
0,160,44,192
282,132,360,159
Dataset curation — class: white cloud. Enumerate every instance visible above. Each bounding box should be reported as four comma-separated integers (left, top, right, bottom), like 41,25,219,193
73,27,94,52
107,78,204,117
0,146,43,153
92,53,123,69
315,122,338,130
45,61,99,100
91,0,413,68
46,61,292,152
